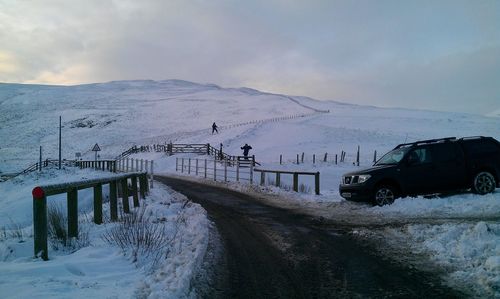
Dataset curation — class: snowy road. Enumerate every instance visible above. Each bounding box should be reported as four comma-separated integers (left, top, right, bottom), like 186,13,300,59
157,176,465,298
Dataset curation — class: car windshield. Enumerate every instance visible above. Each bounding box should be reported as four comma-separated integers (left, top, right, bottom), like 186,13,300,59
375,148,409,165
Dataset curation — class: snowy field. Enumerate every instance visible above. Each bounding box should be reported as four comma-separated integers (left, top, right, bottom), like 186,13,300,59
1,80,499,297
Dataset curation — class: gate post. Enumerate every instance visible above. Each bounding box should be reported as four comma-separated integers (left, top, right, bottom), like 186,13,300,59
315,172,320,195
33,187,48,260
224,158,228,182
132,176,139,207
93,184,103,224
121,178,130,213
110,180,118,221
67,188,78,238
293,173,299,192
195,159,199,176
214,158,217,181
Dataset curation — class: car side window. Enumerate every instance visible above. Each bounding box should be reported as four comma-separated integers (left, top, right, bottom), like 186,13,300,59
408,147,431,165
432,143,457,163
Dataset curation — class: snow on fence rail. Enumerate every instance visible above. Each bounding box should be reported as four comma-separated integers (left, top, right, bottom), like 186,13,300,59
254,168,320,195
115,157,154,188
279,146,379,166
176,157,254,184
175,157,321,195
32,172,149,261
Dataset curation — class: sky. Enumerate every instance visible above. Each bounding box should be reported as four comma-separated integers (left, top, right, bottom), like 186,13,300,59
0,0,499,115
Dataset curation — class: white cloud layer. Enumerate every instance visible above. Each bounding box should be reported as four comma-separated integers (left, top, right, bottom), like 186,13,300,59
0,0,499,114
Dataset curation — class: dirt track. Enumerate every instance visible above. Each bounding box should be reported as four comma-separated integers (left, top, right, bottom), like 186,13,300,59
156,176,465,298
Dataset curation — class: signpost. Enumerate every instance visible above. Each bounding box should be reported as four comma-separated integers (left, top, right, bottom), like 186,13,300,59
92,143,101,162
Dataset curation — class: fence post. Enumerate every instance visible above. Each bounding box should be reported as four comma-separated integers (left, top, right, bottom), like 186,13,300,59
126,158,129,172
224,158,228,182
150,161,154,189
181,158,184,173
373,150,377,163
280,154,282,165
188,158,191,174
293,173,299,192
276,172,280,187
121,178,130,213
214,158,217,181
93,184,103,224
301,152,304,163
236,161,240,182
335,154,338,164
356,146,360,166
33,187,48,260
313,154,316,164
324,153,328,162
260,171,265,185
176,158,178,172
140,159,144,171
131,158,134,172
67,187,78,238
204,159,207,178
250,162,253,184
296,154,299,164
196,159,199,176
315,172,320,195
207,143,210,155
110,180,118,221
132,176,139,207
139,174,146,199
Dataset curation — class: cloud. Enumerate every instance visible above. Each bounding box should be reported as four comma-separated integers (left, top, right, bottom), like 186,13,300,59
0,0,499,114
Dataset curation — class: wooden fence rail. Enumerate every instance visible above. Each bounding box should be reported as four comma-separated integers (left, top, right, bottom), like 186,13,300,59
76,160,117,172
253,168,320,195
32,172,149,261
175,158,320,195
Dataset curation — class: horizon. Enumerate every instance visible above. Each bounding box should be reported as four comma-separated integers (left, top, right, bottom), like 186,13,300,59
1,1,499,114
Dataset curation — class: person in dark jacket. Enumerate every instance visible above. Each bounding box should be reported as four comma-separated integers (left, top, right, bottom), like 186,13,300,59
212,122,218,134
241,143,252,159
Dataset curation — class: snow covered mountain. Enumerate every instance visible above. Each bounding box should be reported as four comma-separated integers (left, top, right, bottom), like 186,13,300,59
1,79,498,174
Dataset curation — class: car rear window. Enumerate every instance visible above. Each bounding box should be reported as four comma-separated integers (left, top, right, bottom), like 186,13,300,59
461,139,500,155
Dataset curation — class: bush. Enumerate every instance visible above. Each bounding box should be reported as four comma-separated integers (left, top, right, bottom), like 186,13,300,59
47,203,90,251
101,206,179,271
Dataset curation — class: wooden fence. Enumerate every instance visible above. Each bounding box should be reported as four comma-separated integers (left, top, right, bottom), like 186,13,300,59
115,157,154,188
176,157,254,184
32,172,149,261
76,160,117,172
279,147,379,166
175,157,321,195
254,168,320,195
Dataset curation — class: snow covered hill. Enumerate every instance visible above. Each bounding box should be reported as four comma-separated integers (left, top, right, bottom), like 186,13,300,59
1,80,500,297
1,79,498,173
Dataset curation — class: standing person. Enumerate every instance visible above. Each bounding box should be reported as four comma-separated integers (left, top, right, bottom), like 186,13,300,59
212,122,218,134
241,143,252,160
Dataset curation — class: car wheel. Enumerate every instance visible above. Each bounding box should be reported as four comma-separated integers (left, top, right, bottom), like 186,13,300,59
472,172,496,195
374,185,397,206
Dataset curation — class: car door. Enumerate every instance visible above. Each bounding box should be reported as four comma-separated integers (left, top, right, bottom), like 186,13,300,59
430,143,468,191
400,146,437,195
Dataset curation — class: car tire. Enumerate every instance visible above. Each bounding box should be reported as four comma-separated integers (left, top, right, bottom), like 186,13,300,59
373,185,397,206
472,172,496,195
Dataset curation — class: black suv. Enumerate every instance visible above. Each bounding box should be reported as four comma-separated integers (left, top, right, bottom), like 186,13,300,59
339,136,500,206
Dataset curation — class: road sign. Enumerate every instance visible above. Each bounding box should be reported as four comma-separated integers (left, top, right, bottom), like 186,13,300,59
92,143,101,152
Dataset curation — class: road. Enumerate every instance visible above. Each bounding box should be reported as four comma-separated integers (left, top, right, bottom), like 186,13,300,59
156,176,464,298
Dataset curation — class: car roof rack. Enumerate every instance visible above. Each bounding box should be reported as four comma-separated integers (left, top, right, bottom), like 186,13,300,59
395,137,457,149
458,136,486,141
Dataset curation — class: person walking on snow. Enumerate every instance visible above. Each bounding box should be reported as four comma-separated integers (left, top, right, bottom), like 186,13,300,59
241,143,252,160
212,122,218,134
